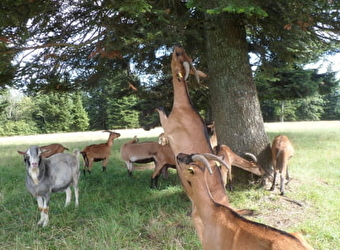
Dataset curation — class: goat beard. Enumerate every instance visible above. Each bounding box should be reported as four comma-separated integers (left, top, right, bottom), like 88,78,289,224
29,167,40,185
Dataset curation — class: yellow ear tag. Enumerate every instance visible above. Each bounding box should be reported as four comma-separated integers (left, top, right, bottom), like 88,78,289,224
178,72,183,78
215,161,221,169
188,166,194,174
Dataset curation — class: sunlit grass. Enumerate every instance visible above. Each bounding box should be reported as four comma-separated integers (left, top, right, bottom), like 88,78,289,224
1,122,339,249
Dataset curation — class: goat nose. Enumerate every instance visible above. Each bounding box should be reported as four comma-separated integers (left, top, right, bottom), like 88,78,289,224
176,153,186,162
177,153,193,163
31,162,38,168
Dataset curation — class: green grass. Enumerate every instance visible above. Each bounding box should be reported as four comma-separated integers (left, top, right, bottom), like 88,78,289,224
0,122,339,249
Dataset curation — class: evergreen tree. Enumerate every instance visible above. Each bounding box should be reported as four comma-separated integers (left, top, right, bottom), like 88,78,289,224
70,92,89,131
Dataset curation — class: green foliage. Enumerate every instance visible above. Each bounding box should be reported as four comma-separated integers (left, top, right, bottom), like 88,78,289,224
203,0,268,17
83,73,141,130
107,95,140,129
321,87,340,120
261,96,326,122
70,93,90,131
0,90,89,136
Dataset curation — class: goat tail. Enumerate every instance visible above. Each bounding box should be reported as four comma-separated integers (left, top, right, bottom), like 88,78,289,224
275,149,287,172
73,149,80,157
80,151,89,166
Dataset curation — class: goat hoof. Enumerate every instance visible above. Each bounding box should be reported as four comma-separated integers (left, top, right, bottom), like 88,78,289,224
280,192,285,196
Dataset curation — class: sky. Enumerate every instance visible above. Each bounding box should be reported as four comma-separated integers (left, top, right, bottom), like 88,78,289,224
305,53,340,80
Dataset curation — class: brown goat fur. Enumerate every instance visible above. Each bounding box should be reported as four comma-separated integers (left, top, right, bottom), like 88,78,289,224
270,135,294,196
81,130,120,174
215,144,265,190
120,137,176,188
176,153,314,250
40,143,69,158
157,46,255,240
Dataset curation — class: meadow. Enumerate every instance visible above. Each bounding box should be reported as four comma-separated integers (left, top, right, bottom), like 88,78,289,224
0,121,339,250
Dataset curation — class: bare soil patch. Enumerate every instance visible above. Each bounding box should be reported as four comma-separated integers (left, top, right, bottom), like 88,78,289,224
251,178,314,231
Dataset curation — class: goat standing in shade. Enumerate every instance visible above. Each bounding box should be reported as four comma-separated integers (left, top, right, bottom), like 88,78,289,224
176,153,314,250
156,46,255,242
270,135,294,196
120,136,176,188
81,130,121,174
18,146,80,227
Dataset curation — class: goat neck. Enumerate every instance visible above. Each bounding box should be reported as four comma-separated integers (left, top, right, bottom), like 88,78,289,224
161,46,212,155
176,153,314,250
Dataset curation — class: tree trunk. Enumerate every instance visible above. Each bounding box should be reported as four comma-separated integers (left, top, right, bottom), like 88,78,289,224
203,9,272,178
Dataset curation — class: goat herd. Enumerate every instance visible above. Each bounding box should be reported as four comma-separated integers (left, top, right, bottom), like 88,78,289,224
17,46,314,250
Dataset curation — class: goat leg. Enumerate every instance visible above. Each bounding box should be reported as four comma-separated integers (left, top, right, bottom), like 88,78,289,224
280,172,285,196
65,187,72,206
270,171,277,191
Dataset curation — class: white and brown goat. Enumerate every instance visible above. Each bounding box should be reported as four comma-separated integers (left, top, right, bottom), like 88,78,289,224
81,130,121,174
18,146,80,227
176,153,314,250
270,135,294,196
120,136,176,188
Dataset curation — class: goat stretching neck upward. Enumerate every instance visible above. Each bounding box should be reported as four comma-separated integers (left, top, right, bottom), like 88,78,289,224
156,46,211,156
40,143,68,158
120,136,176,188
18,146,80,227
270,135,294,196
176,153,314,250
81,130,121,175
157,46,254,240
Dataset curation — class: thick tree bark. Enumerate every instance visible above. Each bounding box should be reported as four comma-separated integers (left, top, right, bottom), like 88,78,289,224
203,10,272,176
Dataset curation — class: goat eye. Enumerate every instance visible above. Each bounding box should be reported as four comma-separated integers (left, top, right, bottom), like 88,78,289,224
188,167,194,174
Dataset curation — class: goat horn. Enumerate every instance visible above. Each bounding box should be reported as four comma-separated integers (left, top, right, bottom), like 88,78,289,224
244,152,257,163
190,62,200,83
183,61,190,80
191,154,213,175
199,153,231,171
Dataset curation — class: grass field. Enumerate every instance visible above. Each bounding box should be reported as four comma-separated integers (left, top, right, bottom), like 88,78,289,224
0,121,339,250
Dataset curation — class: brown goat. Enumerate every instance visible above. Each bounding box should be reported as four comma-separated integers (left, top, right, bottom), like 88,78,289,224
270,135,294,196
176,153,314,250
40,143,69,158
156,46,212,156
120,136,176,188
81,130,121,174
156,46,254,240
215,144,265,190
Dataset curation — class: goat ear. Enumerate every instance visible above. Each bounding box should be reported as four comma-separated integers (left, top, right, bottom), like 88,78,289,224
195,70,207,78
17,150,25,155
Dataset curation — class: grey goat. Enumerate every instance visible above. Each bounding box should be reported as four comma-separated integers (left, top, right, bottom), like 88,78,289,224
18,146,80,227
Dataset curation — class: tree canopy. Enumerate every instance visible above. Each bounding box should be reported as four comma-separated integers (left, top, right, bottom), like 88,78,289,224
1,0,340,170
1,0,338,93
